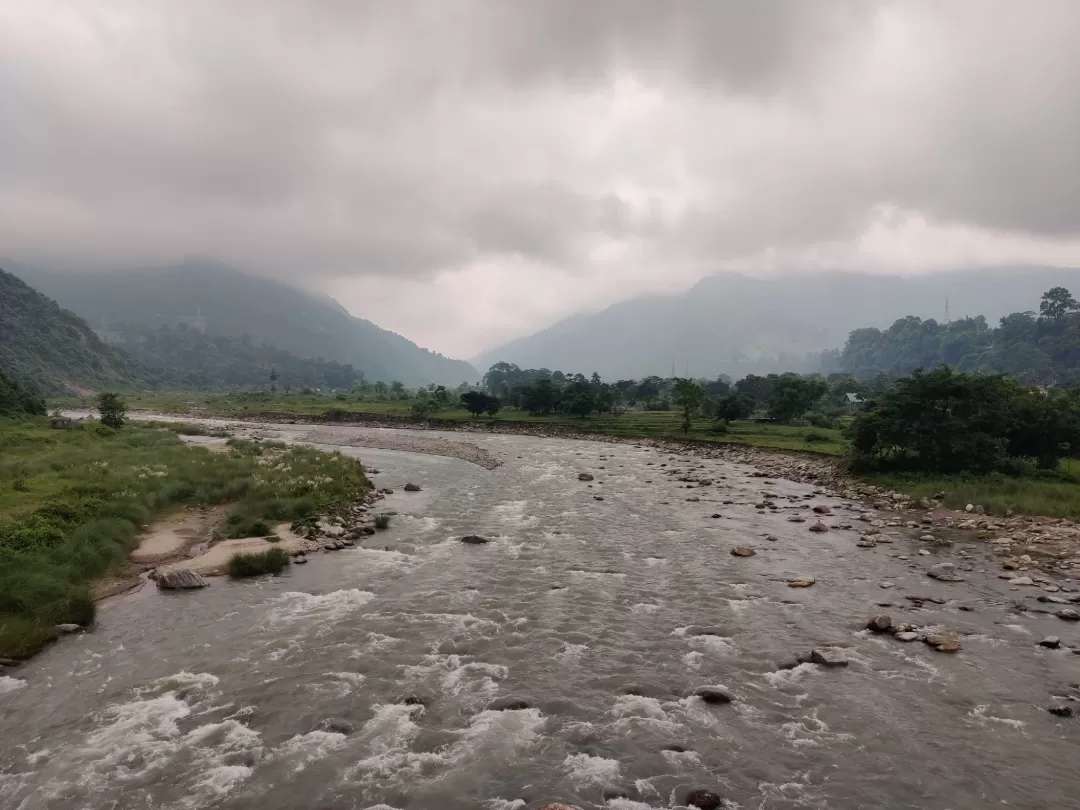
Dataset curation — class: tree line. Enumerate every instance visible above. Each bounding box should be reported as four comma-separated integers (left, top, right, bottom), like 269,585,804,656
839,286,1080,385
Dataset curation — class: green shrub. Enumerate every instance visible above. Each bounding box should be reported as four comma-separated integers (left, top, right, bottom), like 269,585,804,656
804,430,831,444
374,514,391,530
806,412,836,429
227,547,290,577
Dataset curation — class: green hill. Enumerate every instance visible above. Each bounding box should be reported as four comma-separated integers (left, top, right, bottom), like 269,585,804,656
0,268,144,395
15,261,478,386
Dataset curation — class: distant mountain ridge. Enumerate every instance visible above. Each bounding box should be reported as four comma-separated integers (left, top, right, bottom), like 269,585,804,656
0,268,144,395
473,268,1080,379
14,261,478,386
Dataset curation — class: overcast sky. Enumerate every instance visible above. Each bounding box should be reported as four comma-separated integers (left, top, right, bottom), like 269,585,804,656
4,1,1080,359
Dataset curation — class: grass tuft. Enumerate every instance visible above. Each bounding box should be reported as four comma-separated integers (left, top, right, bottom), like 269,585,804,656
227,547,291,577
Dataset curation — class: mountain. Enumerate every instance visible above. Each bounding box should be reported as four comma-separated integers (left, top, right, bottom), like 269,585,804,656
472,268,1080,379
13,261,478,386
110,322,363,391
0,268,145,395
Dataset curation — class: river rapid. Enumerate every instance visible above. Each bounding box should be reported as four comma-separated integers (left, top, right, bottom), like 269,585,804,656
2,423,1079,809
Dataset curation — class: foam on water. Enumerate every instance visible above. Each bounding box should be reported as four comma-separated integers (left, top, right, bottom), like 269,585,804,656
273,730,349,772
557,642,590,663
267,589,377,631
0,675,26,694
969,705,1026,731
779,709,856,749
630,602,662,614
563,752,621,785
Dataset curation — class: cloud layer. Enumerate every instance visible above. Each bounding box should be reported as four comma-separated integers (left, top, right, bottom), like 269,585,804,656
3,1,1079,356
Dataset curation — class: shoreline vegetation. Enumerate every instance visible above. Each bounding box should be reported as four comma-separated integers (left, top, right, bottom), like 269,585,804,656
99,386,1080,520
0,416,371,659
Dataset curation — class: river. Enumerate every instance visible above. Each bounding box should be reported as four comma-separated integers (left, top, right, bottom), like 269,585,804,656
1,423,1078,809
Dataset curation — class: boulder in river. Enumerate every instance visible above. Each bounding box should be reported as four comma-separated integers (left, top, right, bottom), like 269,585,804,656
156,569,210,590
1048,704,1074,717
787,576,816,588
403,483,422,492
487,697,531,711
1056,609,1080,621
55,623,83,634
460,535,489,544
928,563,964,582
293,555,308,565
1039,636,1061,649
730,546,756,557
693,686,734,704
577,473,594,481
808,522,829,533
812,505,832,515
924,631,962,652
538,805,580,810
867,614,892,633
811,647,849,667
765,534,778,542
895,631,919,642
685,788,723,810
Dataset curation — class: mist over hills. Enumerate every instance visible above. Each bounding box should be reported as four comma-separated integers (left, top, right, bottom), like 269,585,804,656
473,268,1080,379
13,261,478,386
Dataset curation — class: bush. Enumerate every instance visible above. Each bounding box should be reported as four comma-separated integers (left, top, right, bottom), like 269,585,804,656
804,430,831,444
806,411,836,429
374,514,391,530
227,547,290,577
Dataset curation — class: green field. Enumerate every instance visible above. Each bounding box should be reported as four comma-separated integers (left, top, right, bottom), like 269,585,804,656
0,417,368,658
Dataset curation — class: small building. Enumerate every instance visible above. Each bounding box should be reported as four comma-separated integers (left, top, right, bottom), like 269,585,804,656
50,415,74,429
844,393,864,411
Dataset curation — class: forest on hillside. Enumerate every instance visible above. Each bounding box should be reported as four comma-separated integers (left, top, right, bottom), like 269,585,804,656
838,287,1080,384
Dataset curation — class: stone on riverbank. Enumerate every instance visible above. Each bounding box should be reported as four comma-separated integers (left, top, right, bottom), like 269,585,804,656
577,473,594,481
155,569,210,589
928,563,964,582
403,483,422,491
55,623,83,634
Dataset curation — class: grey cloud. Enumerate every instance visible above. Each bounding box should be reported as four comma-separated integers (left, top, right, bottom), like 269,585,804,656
1,0,1079,355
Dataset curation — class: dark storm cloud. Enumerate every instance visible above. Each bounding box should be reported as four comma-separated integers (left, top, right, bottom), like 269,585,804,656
1,1,1079,354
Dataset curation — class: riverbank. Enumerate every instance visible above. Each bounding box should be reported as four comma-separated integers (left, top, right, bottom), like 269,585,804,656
0,417,371,659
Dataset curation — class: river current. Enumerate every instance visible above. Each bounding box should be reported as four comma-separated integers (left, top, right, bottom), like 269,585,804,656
2,425,1078,809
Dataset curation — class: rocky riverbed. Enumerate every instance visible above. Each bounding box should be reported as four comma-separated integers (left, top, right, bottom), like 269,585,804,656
5,419,1077,809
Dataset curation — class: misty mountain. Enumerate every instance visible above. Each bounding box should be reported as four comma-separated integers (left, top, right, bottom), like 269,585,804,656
14,261,478,386
0,268,144,395
473,268,1080,380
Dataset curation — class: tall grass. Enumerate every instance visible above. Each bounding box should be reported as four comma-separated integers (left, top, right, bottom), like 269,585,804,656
0,418,369,657
227,547,290,577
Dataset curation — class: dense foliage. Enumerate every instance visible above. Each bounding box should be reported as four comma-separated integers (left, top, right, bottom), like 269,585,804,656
110,322,363,391
0,370,46,417
850,367,1080,474
840,287,1080,385
0,267,146,395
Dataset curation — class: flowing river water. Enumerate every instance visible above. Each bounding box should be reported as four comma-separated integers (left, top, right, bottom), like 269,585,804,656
2,423,1079,809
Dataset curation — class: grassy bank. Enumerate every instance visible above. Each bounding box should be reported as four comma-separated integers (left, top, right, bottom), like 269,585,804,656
0,417,368,658
63,389,1080,519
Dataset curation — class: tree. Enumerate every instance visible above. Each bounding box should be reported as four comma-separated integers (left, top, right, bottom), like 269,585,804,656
97,391,126,429
716,393,753,424
672,378,705,434
410,400,433,419
1040,287,1079,320
373,380,388,397
523,378,559,414
765,374,828,423
269,367,278,393
484,396,502,418
460,390,489,417
562,379,595,418
389,380,406,399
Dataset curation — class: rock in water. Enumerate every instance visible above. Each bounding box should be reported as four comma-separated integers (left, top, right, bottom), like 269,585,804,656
811,647,849,667
1039,636,1061,649
867,614,892,633
403,483,422,492
156,569,210,590
1048,704,1074,717
1058,609,1080,621
293,555,308,565
460,535,489,544
487,697,531,711
787,576,816,588
928,563,964,582
809,522,829,533
812,505,832,514
924,631,962,652
730,546,756,557
693,686,734,704
765,534,778,542
55,623,82,634
895,631,919,642
577,473,594,481
539,805,580,810
685,789,723,810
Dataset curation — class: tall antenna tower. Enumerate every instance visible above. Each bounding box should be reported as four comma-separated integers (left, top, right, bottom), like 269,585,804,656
945,298,950,324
